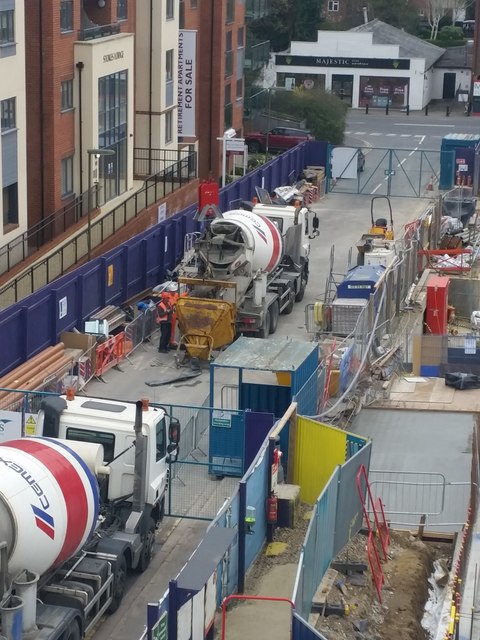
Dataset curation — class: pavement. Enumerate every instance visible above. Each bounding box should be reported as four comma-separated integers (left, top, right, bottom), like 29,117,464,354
219,565,299,640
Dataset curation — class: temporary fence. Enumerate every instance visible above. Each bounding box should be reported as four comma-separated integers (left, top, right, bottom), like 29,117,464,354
304,200,439,423
369,469,472,533
292,442,372,621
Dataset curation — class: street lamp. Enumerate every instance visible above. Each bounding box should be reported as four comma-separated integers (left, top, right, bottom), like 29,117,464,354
219,128,236,189
87,148,115,261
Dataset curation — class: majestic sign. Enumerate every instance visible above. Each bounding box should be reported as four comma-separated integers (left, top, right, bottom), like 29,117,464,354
178,30,197,137
275,54,410,70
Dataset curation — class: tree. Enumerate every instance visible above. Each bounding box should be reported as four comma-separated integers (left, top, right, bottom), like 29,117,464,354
270,88,348,145
368,0,420,33
248,0,323,52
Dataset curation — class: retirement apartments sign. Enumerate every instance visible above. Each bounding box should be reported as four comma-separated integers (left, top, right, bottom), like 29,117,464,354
178,30,196,137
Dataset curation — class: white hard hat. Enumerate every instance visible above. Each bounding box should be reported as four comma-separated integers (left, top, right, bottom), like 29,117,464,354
166,282,178,292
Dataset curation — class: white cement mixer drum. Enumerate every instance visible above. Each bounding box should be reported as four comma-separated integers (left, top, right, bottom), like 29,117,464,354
0,438,99,576
217,210,283,273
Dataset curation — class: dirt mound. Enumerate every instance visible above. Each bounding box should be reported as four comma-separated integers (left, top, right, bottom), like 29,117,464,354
246,505,453,640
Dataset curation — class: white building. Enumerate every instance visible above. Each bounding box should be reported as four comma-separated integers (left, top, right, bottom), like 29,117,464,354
0,0,28,247
272,20,450,111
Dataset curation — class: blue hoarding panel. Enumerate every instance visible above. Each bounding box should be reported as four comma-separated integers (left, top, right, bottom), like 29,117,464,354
25,292,54,357
51,279,81,338
0,307,25,374
103,248,126,306
80,264,104,321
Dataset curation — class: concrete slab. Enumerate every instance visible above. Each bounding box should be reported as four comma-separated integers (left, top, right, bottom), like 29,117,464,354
222,564,297,640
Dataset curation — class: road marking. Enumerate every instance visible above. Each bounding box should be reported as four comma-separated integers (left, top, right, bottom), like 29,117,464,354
354,131,366,135
409,150,415,156
386,133,396,136
371,183,382,194
400,134,411,137
418,135,425,144
370,132,382,136
394,123,455,127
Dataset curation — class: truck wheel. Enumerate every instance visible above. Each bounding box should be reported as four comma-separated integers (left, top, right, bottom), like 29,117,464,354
63,622,81,640
295,278,307,302
247,141,262,154
258,310,270,339
269,302,279,334
137,518,156,573
282,290,295,315
108,554,127,613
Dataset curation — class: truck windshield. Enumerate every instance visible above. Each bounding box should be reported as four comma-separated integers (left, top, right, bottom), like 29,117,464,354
65,427,115,462
156,418,166,461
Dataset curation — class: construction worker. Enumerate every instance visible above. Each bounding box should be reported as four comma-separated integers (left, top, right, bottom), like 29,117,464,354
156,283,179,352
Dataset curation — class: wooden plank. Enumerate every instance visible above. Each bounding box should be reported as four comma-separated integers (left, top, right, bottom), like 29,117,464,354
312,568,338,606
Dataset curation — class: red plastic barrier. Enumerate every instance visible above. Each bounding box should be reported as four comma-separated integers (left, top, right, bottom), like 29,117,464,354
95,332,125,377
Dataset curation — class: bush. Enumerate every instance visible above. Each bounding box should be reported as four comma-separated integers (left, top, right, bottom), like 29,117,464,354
269,88,348,145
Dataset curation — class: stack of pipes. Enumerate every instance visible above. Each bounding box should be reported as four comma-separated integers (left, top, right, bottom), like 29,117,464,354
0,344,75,409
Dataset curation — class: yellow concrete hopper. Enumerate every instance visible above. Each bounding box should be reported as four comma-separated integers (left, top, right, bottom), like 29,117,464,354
175,297,236,361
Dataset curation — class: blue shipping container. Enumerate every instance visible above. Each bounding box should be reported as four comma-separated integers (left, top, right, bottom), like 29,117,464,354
440,133,480,190
336,265,385,300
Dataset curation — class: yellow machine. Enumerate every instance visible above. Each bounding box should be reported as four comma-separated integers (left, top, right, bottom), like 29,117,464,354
367,196,394,239
357,196,395,266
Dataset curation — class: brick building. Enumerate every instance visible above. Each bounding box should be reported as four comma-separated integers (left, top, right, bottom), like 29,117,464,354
182,0,246,181
0,0,28,247
24,0,182,232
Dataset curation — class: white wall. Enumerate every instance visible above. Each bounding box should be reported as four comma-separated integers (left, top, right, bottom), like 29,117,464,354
0,0,28,248
290,32,401,60
74,33,135,194
431,68,471,100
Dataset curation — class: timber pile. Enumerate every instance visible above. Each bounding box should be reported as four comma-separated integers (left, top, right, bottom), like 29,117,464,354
0,343,80,410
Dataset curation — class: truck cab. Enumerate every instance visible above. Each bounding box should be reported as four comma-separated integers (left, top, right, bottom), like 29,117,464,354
35,395,178,528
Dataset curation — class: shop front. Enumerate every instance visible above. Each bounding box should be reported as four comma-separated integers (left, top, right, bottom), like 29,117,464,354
359,76,410,108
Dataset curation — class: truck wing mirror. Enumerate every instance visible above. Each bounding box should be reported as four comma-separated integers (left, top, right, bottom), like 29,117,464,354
167,443,179,463
169,417,180,444
309,214,319,239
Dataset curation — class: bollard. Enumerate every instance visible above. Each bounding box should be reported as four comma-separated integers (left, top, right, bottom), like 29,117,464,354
446,105,450,117
425,104,429,116
385,104,389,115
365,104,369,114
406,105,410,115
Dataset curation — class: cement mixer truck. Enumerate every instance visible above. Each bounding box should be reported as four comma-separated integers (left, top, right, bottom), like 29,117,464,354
175,202,316,361
0,393,180,640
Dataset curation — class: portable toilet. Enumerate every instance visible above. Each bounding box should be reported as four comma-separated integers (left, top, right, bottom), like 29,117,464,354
439,133,480,191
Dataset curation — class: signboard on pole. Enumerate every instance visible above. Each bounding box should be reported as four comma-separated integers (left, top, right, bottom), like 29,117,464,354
226,138,245,153
178,30,197,137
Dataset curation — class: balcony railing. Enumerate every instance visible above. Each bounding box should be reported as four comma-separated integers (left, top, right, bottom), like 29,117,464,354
0,149,198,308
246,0,271,19
244,40,270,71
78,22,121,41
0,190,92,277
133,148,197,180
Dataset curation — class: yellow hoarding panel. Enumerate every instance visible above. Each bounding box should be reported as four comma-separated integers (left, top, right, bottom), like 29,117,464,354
294,416,348,504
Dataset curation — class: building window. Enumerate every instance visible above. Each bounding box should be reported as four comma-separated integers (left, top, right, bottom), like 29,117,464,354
165,49,174,106
3,183,18,228
61,80,73,111
117,0,128,21
61,156,74,197
0,10,14,44
98,70,128,202
237,27,244,48
60,0,73,32
166,0,174,19
236,78,243,99
190,0,198,7
1,98,16,131
226,0,234,23
225,31,233,77
165,110,173,144
327,0,339,11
